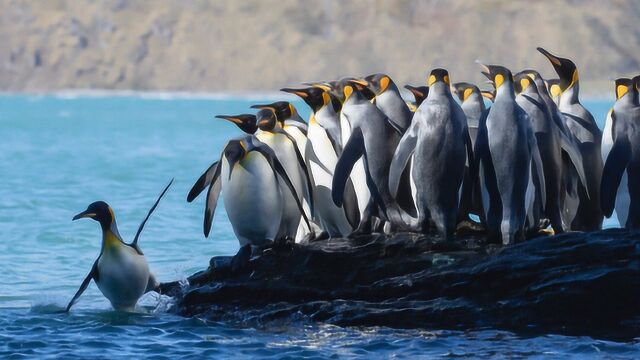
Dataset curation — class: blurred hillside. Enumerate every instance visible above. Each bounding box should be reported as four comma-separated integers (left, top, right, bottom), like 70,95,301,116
1,0,639,94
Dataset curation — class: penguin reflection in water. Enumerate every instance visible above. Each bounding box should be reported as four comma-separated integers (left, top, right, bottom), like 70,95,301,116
65,180,173,312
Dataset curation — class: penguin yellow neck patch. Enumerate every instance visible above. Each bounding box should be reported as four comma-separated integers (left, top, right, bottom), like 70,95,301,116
519,78,530,92
463,88,473,102
550,84,561,97
568,69,579,89
495,74,505,89
616,84,629,100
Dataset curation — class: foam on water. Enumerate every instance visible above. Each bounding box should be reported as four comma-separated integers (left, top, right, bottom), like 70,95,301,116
0,94,636,358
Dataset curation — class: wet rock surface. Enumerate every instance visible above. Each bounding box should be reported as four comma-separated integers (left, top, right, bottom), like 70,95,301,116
160,230,640,339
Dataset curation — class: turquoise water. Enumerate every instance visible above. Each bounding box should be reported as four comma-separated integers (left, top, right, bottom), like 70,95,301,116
0,94,637,358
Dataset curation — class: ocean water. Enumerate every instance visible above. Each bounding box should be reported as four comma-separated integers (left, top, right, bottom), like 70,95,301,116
0,94,637,358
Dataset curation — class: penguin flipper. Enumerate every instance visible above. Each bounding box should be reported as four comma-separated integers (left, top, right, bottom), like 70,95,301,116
252,140,311,230
601,138,631,217
531,140,547,211
332,127,365,207
132,179,174,248
388,123,418,198
203,168,223,238
559,129,589,199
187,161,220,202
275,129,315,215
343,177,361,228
65,260,98,312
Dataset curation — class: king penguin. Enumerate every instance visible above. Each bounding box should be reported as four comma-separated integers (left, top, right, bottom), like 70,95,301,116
389,69,473,239
332,79,412,233
475,63,545,244
251,101,309,157
513,72,588,234
187,116,309,253
281,86,360,237
451,82,486,224
65,180,173,312
601,78,640,228
538,47,603,231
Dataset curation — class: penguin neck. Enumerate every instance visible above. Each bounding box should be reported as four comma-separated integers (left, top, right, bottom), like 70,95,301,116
101,220,124,253
464,92,485,110
560,82,580,107
495,82,515,100
615,92,638,109
426,83,451,100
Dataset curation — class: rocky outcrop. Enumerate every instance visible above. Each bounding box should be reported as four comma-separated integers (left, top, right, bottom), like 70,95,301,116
161,230,640,340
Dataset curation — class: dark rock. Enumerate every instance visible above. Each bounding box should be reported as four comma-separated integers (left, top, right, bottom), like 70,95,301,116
162,230,640,340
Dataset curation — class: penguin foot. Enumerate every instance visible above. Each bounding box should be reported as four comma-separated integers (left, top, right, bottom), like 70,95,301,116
272,236,294,251
456,219,485,235
231,245,252,273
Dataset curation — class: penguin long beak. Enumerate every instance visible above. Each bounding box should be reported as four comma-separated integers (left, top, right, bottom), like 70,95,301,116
280,88,309,98
537,47,562,66
72,210,96,221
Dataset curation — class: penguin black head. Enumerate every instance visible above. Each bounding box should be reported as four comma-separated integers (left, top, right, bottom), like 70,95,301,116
480,89,495,102
363,73,394,96
281,87,328,113
614,78,634,100
341,78,375,102
478,63,513,91
73,201,114,229
633,75,640,92
451,82,479,102
255,108,278,131
404,85,429,106
215,114,257,134
307,80,342,103
513,73,535,95
250,101,296,123
546,78,562,99
427,68,450,87
537,47,578,92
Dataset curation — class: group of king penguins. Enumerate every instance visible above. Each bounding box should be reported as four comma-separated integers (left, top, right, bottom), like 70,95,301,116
187,47,640,249
65,47,640,312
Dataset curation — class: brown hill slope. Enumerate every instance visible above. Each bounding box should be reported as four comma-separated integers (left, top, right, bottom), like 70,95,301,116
0,0,639,93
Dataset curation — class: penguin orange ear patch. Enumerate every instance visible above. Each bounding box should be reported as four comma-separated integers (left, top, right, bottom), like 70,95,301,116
463,88,473,102
380,76,390,92
427,75,437,86
443,75,450,85
343,85,354,99
494,74,505,89
616,84,629,99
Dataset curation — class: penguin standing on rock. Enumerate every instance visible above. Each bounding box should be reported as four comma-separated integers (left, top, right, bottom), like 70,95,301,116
66,180,173,312
601,78,640,228
389,69,473,239
538,47,603,231
281,87,360,237
475,63,545,244
332,79,412,234
513,72,588,234
187,114,309,257
451,82,486,225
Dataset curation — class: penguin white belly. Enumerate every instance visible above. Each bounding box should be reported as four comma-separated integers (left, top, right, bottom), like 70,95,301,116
222,153,282,247
255,132,306,238
285,125,308,159
340,114,370,216
308,125,352,235
96,246,150,311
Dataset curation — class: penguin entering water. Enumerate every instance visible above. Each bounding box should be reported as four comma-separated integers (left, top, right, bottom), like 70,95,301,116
281,87,361,236
66,180,173,312
538,47,603,231
389,69,474,239
475,63,545,244
601,78,640,228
